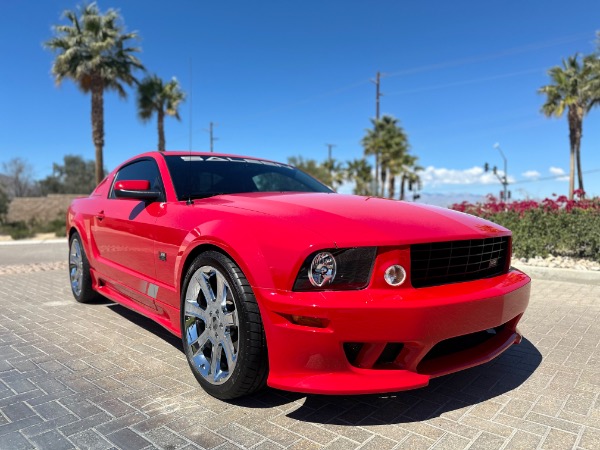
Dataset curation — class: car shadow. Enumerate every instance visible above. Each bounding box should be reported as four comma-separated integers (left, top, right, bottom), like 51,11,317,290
96,301,542,425
106,303,184,351
232,339,542,425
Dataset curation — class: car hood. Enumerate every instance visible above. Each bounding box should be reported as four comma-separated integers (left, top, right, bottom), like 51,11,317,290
204,192,508,247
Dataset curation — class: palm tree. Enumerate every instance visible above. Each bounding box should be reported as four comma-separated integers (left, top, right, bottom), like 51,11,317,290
45,3,143,185
399,156,423,201
361,116,409,198
137,75,185,151
539,54,598,199
345,159,373,196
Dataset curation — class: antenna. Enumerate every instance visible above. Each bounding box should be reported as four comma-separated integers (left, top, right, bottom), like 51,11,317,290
186,57,194,205
189,58,193,151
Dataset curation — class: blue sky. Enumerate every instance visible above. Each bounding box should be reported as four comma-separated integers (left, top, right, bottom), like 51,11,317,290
1,0,600,201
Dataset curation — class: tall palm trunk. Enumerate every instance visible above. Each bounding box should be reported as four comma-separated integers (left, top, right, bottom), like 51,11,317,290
567,107,582,200
388,175,395,199
380,164,387,197
574,107,584,197
400,174,406,200
91,79,105,185
157,109,166,151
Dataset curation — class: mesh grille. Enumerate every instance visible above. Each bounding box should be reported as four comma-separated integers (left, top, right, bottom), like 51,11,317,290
410,236,509,288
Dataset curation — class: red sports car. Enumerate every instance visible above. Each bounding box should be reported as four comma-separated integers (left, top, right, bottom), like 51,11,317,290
67,151,530,399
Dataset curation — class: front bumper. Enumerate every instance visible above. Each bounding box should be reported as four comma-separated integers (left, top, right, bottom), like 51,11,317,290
256,269,530,395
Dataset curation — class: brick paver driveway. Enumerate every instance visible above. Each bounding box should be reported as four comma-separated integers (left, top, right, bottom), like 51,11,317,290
0,242,598,449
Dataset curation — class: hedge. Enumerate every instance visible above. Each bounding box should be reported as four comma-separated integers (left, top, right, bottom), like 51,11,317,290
450,192,600,262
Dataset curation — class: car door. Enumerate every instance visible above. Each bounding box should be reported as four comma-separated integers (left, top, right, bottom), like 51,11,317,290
91,158,164,310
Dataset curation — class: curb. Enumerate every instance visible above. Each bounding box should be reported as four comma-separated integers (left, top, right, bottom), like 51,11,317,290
514,264,600,286
0,238,67,246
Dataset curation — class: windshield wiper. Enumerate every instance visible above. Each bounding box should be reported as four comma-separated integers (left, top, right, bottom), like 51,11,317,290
185,192,228,200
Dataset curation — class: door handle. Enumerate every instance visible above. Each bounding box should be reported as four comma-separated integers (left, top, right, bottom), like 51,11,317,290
96,210,105,221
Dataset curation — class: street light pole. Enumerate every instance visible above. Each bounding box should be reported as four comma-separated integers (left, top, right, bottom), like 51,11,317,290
494,143,508,201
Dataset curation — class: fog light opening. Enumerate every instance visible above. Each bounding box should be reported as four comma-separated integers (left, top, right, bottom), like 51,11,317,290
290,315,328,328
384,265,406,286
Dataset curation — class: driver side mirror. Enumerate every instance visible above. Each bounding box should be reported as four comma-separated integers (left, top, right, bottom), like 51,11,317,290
114,180,161,201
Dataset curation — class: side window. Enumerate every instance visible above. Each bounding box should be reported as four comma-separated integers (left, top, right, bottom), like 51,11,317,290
109,159,164,199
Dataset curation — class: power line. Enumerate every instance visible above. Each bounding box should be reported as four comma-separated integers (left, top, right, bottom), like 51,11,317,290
385,68,544,96
512,168,600,185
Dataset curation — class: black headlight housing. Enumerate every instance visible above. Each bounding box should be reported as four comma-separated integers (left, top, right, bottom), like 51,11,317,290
292,247,377,291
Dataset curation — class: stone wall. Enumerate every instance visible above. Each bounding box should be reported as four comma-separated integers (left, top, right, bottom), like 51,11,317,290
6,194,82,223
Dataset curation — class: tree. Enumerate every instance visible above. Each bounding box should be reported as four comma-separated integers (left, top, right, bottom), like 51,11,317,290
539,54,598,199
361,115,410,198
137,75,185,151
45,3,144,185
399,156,423,201
0,185,8,221
345,159,373,196
39,155,98,195
288,156,337,188
1,158,35,197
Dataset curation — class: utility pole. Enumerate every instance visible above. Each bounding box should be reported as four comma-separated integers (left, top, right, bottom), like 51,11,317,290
205,122,218,153
370,71,383,195
374,71,381,120
325,143,336,164
494,143,509,201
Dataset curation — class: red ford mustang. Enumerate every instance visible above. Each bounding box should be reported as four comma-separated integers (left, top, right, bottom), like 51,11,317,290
67,151,530,399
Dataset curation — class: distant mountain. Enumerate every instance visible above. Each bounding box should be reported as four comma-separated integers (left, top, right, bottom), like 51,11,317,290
415,192,486,208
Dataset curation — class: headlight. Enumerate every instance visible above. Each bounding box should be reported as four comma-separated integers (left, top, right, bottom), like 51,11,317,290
293,247,377,291
308,252,337,287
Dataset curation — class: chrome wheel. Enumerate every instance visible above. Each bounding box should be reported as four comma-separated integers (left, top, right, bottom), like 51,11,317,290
184,265,239,385
69,238,84,297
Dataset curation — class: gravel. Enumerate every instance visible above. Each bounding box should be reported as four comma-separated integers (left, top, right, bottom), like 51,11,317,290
514,255,600,271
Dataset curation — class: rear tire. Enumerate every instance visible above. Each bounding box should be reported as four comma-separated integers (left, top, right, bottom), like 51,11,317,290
68,232,97,303
181,251,268,399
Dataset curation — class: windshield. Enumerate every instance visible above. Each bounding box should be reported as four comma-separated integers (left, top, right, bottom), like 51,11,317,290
163,155,334,200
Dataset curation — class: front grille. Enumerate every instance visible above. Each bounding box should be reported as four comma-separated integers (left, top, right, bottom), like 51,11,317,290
410,236,509,288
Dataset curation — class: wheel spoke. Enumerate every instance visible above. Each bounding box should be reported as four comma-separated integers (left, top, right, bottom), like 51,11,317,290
197,271,214,303
185,282,200,304
221,331,237,367
185,302,207,321
216,272,227,308
211,343,223,382
69,253,78,266
222,310,236,327
189,328,210,354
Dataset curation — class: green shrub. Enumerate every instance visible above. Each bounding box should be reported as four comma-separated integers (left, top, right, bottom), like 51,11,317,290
34,216,67,237
451,194,600,262
1,221,35,240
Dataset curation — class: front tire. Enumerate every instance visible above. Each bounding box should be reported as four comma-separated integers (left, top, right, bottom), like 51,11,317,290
68,232,97,303
181,251,268,399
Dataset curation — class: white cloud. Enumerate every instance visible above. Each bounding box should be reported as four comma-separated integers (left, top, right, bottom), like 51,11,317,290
549,166,569,181
420,165,515,188
522,170,541,179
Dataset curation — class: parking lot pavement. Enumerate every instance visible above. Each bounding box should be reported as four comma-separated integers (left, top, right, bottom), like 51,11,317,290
0,250,598,449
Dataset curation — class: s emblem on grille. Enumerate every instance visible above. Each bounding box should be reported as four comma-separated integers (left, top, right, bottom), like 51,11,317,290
489,258,499,268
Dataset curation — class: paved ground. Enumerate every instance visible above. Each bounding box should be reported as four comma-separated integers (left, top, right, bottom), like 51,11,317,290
0,242,598,449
